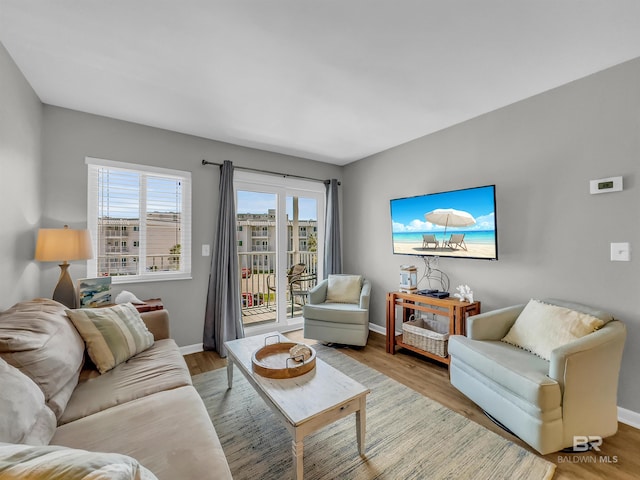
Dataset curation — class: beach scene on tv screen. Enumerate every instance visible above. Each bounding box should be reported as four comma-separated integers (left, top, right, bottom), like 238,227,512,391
391,186,497,259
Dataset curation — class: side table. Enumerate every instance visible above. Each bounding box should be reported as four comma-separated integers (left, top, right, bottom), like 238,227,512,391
386,291,480,366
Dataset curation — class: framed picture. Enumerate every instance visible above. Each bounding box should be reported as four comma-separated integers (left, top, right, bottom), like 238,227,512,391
77,277,112,308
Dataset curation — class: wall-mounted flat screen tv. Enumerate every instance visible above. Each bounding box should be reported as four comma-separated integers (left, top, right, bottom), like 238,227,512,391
390,185,498,260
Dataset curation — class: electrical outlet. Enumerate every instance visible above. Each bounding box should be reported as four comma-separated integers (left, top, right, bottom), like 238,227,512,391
610,243,630,262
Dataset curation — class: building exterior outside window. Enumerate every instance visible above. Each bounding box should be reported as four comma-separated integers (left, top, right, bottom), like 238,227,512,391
86,157,191,282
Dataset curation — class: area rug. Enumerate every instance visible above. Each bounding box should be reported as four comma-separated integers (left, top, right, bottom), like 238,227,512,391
193,346,555,480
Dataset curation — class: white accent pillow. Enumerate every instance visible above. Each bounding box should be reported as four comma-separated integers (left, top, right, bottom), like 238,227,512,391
501,299,605,361
0,358,56,445
0,443,158,480
326,275,363,304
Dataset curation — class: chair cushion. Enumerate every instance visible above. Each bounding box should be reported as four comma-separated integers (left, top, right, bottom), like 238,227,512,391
0,298,86,419
501,299,604,361
449,336,561,411
66,303,154,374
0,443,158,479
303,302,368,325
325,275,362,304
0,358,56,445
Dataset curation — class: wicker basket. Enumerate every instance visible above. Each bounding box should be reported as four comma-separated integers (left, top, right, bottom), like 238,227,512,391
402,317,449,357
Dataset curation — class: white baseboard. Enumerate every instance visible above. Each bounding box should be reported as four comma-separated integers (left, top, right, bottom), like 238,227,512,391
618,407,640,429
369,322,386,335
180,343,204,356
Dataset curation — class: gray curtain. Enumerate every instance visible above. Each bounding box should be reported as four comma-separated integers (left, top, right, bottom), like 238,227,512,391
323,179,342,276
203,160,244,357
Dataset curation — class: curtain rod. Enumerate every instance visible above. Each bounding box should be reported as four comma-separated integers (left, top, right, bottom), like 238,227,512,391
201,159,340,185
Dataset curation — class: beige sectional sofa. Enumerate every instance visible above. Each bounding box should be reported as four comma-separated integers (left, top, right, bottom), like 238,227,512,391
0,298,232,479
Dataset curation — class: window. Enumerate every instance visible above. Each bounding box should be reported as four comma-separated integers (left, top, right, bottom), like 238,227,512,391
86,157,192,283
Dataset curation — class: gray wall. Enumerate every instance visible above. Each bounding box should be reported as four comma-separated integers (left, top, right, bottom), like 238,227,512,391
343,57,640,412
40,106,342,348
0,42,42,308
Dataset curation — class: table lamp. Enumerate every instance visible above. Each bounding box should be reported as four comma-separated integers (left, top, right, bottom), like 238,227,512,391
35,225,93,308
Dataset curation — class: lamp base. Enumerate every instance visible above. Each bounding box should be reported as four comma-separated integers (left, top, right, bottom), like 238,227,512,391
53,262,77,308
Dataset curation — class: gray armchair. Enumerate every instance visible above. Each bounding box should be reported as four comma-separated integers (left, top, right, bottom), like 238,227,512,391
303,275,371,347
448,299,626,455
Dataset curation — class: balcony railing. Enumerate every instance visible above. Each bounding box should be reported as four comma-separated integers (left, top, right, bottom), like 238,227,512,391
97,254,180,276
238,250,318,325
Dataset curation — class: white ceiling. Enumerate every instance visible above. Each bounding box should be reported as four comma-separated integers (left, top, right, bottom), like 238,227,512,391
2,1,640,165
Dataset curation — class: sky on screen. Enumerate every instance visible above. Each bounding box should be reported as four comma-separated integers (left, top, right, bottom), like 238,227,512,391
391,186,496,233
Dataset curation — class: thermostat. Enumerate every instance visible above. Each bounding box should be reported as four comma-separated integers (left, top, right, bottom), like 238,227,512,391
590,176,623,195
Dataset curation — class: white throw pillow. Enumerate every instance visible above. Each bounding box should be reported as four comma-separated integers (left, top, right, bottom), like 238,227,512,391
0,358,56,445
501,299,605,361
0,443,158,480
325,275,363,304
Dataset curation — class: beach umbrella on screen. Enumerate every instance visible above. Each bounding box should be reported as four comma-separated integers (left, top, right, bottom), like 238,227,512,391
425,208,476,245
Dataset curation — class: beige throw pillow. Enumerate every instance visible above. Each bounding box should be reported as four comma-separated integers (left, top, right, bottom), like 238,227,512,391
501,299,605,361
0,358,56,445
0,443,159,480
326,275,363,304
66,303,154,374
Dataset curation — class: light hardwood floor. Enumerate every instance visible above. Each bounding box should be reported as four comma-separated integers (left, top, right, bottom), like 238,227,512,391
185,331,640,480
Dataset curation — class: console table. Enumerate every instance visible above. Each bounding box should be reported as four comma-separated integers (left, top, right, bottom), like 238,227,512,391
133,298,164,313
386,291,480,366
99,298,163,313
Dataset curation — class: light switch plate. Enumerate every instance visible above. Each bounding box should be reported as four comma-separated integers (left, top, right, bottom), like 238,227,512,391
202,244,210,257
610,242,630,261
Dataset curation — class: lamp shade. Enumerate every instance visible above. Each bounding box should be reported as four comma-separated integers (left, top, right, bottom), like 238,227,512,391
35,226,93,262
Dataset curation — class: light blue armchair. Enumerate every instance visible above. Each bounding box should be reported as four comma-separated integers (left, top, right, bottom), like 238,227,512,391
449,299,626,454
303,275,371,347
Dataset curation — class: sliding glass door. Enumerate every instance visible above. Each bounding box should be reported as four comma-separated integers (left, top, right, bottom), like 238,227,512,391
235,171,325,333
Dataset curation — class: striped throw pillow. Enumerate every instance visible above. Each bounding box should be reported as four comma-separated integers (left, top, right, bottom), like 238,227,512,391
66,303,154,374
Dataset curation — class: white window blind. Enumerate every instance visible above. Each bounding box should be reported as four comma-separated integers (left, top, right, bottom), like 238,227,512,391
86,157,192,283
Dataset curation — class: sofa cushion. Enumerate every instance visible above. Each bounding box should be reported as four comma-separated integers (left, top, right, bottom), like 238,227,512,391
0,443,158,479
0,358,56,445
325,274,362,304
501,299,605,361
0,298,85,419
66,303,154,374
52,387,233,480
59,339,192,425
449,336,561,411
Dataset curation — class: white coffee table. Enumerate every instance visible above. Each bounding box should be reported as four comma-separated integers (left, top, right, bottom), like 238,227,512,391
224,332,370,480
